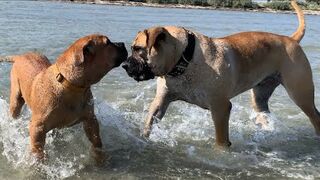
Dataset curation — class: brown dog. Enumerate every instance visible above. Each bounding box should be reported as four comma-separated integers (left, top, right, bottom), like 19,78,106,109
123,1,320,148
0,34,128,163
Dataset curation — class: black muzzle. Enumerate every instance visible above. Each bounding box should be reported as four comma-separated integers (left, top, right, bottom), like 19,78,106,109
122,56,155,82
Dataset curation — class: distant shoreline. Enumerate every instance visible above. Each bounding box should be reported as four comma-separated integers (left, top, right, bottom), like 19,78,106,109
55,0,320,15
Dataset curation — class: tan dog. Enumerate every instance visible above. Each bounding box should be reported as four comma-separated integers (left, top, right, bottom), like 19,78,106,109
0,34,128,163
122,1,320,148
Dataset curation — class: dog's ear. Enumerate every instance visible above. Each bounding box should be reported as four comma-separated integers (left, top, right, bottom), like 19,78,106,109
147,27,166,53
74,40,95,66
75,40,95,65
83,41,95,58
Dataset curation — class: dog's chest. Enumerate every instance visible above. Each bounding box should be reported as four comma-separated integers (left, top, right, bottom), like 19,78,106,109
168,77,210,109
182,88,209,109
66,102,85,113
56,97,88,127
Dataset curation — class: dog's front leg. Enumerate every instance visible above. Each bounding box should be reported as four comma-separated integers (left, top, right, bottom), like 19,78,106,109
29,115,47,160
83,113,107,165
210,100,232,148
143,82,175,138
143,94,172,138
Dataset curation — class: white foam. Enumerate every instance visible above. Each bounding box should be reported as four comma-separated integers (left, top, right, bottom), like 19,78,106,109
0,98,143,179
135,97,320,179
148,101,212,145
0,90,319,179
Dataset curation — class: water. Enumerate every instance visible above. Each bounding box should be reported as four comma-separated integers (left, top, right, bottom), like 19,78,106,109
0,1,319,179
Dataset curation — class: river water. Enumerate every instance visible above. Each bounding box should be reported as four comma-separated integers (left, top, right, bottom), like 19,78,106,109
0,1,319,179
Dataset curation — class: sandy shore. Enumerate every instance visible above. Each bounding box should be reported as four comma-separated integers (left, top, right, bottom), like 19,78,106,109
57,0,320,15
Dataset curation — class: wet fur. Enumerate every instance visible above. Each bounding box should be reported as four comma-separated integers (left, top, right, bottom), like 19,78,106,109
124,1,320,148
2,34,127,163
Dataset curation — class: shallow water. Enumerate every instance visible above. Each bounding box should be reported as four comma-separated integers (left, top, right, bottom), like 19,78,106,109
0,1,320,179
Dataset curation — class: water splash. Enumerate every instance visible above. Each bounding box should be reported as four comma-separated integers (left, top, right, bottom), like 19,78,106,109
0,98,144,179
0,89,319,179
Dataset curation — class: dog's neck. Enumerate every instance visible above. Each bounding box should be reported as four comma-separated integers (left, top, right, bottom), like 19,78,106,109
167,30,196,77
52,64,89,93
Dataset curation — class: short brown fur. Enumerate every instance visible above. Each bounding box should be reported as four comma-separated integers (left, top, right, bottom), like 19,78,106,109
1,34,127,163
124,1,320,148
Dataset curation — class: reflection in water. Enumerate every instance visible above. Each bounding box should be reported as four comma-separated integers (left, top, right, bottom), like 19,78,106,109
0,1,320,179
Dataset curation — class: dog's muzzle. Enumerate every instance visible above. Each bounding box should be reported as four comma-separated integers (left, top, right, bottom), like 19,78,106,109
114,42,128,67
122,56,155,82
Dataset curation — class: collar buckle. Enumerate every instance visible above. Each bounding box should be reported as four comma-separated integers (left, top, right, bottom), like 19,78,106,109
181,54,190,64
53,65,87,93
56,73,64,83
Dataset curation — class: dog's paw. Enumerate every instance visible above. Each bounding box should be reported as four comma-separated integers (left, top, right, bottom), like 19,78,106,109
255,113,274,131
92,148,111,166
214,141,232,152
255,113,269,128
142,127,151,138
31,151,48,164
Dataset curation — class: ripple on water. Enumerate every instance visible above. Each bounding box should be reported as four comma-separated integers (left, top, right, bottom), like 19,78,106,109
1,1,320,179
0,91,320,179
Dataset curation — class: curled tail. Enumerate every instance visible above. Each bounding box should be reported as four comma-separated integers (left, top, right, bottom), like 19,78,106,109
291,0,305,42
0,56,14,63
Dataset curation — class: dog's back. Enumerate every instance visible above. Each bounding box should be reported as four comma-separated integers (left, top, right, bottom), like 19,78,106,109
11,52,51,103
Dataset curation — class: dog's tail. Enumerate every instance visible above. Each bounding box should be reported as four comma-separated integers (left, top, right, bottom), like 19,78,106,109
0,56,14,63
291,0,305,43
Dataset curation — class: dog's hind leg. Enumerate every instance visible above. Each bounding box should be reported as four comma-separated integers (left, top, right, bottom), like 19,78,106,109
9,68,25,119
281,50,320,135
251,74,280,128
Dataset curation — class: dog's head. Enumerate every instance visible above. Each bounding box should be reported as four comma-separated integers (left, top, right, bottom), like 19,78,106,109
122,26,187,81
57,34,128,86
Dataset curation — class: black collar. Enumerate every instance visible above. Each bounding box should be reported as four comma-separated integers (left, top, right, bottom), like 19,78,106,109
167,30,195,77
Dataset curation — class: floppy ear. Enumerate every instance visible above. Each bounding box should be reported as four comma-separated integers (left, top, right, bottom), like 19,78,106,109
74,40,95,66
147,27,166,53
76,41,95,65
83,41,95,58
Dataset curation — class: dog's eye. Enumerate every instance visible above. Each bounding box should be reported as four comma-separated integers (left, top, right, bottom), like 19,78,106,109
132,46,142,51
